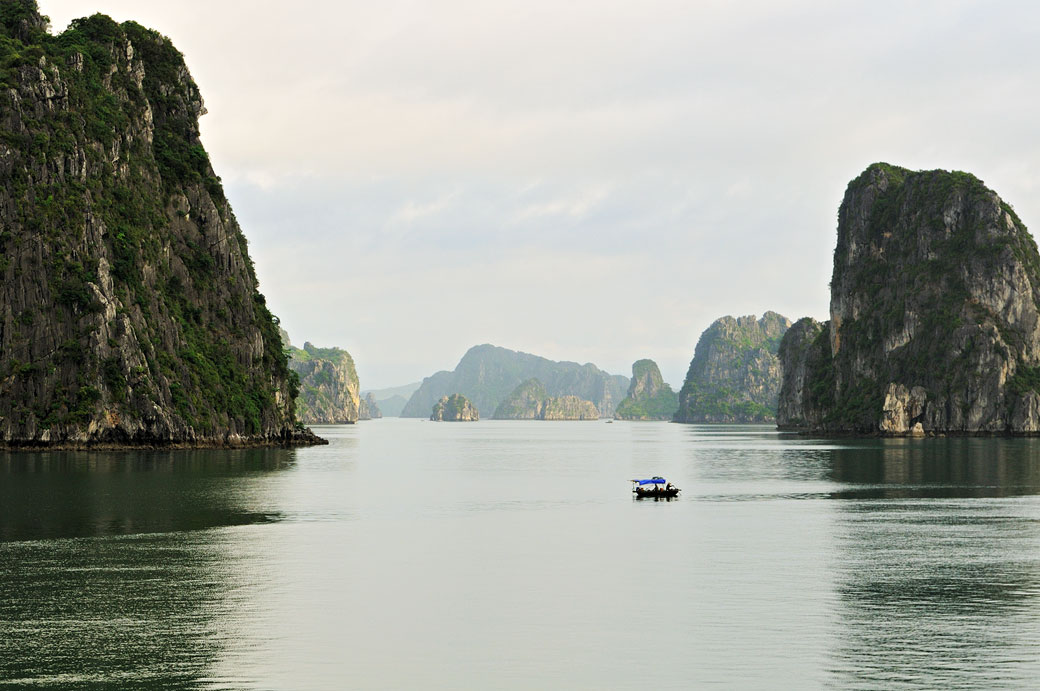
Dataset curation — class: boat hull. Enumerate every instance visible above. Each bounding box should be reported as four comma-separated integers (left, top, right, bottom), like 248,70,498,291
633,487,680,499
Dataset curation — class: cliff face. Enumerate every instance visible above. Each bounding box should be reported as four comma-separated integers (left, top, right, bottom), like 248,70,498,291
0,5,316,446
674,312,791,423
431,394,478,421
492,379,598,420
540,395,598,420
778,163,1040,434
776,318,831,430
614,359,678,420
401,344,628,418
288,342,360,424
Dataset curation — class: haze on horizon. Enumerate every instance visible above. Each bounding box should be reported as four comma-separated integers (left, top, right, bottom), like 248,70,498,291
44,0,1040,389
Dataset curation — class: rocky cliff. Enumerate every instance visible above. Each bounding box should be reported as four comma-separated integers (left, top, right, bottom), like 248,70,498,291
775,318,831,430
614,359,678,420
401,344,628,418
540,395,599,420
778,163,1040,435
431,394,478,421
674,312,791,423
288,342,360,424
0,3,319,446
492,379,598,420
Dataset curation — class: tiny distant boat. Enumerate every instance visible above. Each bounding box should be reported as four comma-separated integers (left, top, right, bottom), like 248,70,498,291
631,476,680,499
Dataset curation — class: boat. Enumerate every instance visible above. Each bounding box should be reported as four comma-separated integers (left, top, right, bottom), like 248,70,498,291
631,476,680,498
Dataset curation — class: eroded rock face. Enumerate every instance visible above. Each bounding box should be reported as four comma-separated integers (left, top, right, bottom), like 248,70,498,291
614,359,678,420
675,312,791,423
431,394,479,421
776,318,829,430
493,379,599,420
288,343,361,424
540,395,599,420
0,5,320,447
778,163,1040,435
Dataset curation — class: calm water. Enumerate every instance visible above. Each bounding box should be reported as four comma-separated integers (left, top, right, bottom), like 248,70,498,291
2,420,1040,689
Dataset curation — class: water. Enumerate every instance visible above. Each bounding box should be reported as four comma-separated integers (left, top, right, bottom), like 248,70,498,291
2,420,1040,689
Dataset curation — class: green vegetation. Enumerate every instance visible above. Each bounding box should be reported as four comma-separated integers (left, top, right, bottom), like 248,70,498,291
286,341,360,424
432,393,478,421
614,359,678,420
492,378,547,419
0,2,299,442
785,163,1040,433
675,313,790,423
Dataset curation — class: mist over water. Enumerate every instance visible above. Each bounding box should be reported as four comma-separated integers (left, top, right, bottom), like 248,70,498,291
2,421,1040,689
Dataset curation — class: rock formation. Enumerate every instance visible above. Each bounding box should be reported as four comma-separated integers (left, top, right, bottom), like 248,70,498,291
614,359,678,420
493,379,548,419
0,4,321,447
359,392,382,420
778,163,1040,435
775,318,830,430
492,379,599,420
540,395,599,420
401,344,628,418
674,312,791,423
288,342,361,424
431,394,479,421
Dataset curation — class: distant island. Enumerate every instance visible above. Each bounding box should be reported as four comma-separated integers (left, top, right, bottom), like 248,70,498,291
613,360,678,420
674,312,791,423
431,394,479,421
779,163,1040,435
400,344,628,419
362,382,421,418
359,393,382,420
492,379,599,420
285,337,361,424
0,3,321,447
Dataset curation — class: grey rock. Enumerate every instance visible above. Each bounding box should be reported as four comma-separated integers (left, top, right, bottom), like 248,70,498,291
778,163,1040,435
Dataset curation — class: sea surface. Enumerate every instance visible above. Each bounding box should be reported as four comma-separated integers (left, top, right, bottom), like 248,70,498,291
2,420,1040,689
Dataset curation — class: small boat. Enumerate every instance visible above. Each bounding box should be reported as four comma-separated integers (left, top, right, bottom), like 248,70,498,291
631,476,680,499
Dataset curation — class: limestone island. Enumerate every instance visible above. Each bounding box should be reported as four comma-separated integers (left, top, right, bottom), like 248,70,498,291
431,394,479,421
779,163,1040,436
614,360,678,420
286,337,361,424
674,312,791,423
401,344,627,419
359,393,382,420
0,4,322,448
492,379,599,420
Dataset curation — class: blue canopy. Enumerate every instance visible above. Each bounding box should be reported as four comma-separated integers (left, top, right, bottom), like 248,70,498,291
635,478,666,485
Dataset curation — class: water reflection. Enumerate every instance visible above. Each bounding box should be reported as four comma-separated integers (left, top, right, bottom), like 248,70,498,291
827,437,1040,498
0,531,236,688
0,448,296,687
0,448,296,542
825,438,1040,687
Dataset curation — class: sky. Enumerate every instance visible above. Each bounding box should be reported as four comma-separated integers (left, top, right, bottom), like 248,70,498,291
43,0,1040,389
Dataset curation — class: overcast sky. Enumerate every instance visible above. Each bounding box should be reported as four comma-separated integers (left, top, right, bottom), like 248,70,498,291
44,0,1040,389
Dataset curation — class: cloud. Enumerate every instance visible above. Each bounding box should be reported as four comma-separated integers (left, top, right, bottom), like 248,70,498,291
41,0,1040,388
